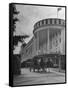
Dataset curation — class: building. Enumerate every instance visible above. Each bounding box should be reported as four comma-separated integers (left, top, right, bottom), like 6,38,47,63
21,18,65,69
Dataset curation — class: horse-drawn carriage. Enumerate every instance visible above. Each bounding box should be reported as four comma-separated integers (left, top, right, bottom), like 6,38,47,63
29,56,47,72
29,55,54,72
21,55,54,72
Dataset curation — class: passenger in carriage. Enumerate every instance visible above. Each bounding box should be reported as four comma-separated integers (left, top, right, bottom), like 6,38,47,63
46,58,53,72
40,58,46,72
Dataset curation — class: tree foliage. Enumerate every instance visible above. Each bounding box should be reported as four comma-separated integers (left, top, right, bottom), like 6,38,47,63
13,35,29,46
10,4,29,75
11,4,29,48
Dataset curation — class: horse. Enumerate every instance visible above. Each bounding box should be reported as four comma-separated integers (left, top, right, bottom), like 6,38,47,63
29,58,47,72
29,59,41,72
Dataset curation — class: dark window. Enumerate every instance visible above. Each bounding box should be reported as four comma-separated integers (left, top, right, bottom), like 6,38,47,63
42,20,44,24
46,19,48,24
39,22,40,26
54,19,57,24
59,19,61,24
50,19,52,24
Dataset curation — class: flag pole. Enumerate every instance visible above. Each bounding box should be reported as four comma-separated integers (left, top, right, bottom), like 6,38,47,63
57,8,62,18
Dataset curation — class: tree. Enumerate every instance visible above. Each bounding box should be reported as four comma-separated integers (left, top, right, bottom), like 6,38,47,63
10,4,29,49
13,35,29,49
10,4,29,75
12,4,29,48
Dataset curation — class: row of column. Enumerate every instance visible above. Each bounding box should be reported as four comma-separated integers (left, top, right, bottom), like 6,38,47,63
35,29,61,71
36,29,50,55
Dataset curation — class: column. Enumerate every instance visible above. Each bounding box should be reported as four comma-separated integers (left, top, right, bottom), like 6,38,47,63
47,29,50,54
34,36,36,56
37,31,39,55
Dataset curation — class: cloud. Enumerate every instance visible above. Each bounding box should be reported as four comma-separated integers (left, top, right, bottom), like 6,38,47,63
15,5,65,37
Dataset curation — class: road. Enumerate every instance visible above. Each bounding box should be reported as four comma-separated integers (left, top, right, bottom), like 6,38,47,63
13,68,65,86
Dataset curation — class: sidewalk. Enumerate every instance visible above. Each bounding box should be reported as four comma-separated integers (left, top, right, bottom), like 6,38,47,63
21,68,49,77
20,68,65,77
50,68,65,76
51,68,65,73
14,68,65,86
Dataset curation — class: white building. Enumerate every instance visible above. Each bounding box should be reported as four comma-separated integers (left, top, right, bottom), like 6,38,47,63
21,18,65,69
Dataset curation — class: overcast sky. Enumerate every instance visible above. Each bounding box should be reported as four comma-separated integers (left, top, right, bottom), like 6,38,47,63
14,4,65,54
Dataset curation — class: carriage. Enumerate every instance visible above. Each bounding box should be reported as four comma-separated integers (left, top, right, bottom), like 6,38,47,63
29,55,54,72
21,55,54,72
29,56,47,72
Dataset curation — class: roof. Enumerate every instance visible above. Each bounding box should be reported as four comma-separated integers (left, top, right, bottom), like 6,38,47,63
33,18,65,33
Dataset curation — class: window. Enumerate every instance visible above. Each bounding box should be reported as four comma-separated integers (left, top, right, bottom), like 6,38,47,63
42,20,44,25
46,19,48,24
50,19,52,24
39,22,40,27
59,19,61,24
54,19,57,24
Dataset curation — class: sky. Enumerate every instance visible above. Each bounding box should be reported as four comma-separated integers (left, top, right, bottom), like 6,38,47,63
13,4,65,54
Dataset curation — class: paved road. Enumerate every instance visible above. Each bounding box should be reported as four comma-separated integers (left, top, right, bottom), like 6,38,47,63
13,68,65,86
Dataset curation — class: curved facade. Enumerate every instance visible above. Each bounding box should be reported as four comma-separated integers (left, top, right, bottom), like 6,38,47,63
33,18,65,55
21,18,65,69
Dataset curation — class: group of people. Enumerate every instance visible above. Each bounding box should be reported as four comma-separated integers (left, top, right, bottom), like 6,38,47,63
39,58,53,72
30,57,54,72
